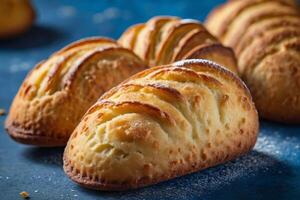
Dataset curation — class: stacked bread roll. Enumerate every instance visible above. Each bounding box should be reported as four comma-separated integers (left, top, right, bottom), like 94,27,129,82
206,0,300,123
5,38,147,146
0,0,35,38
119,16,238,73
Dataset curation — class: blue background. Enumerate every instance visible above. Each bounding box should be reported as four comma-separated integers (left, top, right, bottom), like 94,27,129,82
0,0,300,199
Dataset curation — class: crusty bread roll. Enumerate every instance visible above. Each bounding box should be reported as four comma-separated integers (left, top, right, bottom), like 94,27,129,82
5,38,147,146
0,0,35,38
119,16,238,74
63,59,259,191
205,0,300,123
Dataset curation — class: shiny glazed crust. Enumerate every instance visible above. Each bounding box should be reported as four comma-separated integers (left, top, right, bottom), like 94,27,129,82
119,16,238,74
0,0,35,38
5,37,147,146
63,59,259,190
205,0,300,123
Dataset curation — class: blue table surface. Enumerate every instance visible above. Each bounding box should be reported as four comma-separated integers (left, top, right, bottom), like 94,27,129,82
0,0,300,199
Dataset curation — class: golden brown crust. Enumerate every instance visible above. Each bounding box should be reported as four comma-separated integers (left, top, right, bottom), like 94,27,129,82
5,37,147,146
155,21,206,65
225,3,298,48
0,0,35,39
118,16,238,74
6,123,68,147
235,16,300,56
118,24,145,50
205,0,300,123
183,43,238,73
6,16,239,147
172,29,218,61
54,37,117,56
63,59,259,190
63,143,247,191
205,0,297,41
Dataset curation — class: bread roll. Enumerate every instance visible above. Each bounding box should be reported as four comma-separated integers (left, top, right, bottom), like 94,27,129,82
5,38,147,146
119,16,238,74
0,0,35,38
205,0,300,123
63,59,258,190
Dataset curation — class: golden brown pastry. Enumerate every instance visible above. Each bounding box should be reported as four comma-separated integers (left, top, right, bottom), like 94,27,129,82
205,0,300,123
63,59,259,191
5,37,147,146
0,0,35,38
119,16,238,74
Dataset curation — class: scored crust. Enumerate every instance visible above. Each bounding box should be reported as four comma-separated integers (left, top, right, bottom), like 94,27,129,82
5,37,147,146
6,16,241,146
63,59,258,190
183,43,238,73
118,16,238,74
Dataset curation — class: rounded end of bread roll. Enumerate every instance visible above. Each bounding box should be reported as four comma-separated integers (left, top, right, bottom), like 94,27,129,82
5,91,72,147
5,37,147,146
244,50,300,124
0,0,35,39
63,59,259,190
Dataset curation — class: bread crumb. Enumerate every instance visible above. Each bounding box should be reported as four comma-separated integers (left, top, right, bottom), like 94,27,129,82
0,108,5,116
20,191,30,199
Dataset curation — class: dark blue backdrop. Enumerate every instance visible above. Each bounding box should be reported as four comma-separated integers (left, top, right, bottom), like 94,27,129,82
0,0,300,199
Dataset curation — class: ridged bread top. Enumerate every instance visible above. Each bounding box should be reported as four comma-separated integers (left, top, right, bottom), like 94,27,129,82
119,16,238,74
205,0,300,123
5,37,147,145
22,38,125,99
206,0,300,50
63,59,258,190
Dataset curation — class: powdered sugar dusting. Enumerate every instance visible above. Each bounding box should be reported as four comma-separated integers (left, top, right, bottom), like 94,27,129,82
104,151,277,199
255,128,300,165
173,59,223,70
172,58,250,95
173,58,236,75
180,19,201,24
99,123,300,199
42,153,63,166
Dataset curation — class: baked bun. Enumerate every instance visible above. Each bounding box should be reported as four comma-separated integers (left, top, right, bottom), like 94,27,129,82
119,16,238,74
0,0,35,38
205,0,300,123
63,59,258,191
5,37,147,146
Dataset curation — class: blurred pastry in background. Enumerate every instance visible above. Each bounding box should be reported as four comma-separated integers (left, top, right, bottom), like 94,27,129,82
0,0,35,39
206,0,300,124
